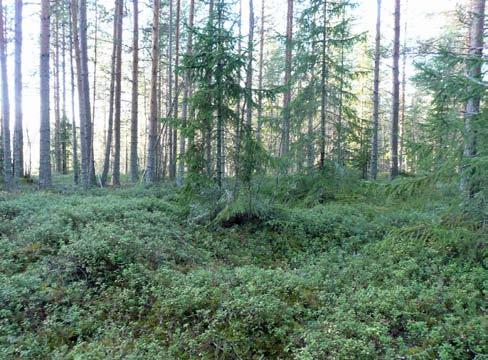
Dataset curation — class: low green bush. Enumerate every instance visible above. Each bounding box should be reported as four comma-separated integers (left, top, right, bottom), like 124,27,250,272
0,185,485,359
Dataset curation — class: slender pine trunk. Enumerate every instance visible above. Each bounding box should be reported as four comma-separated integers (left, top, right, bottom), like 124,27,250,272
177,0,194,187
14,0,23,179
101,4,118,186
399,1,408,173
61,2,68,174
205,0,214,178
233,0,242,180
216,2,224,189
54,5,62,173
319,0,328,171
370,0,381,180
245,0,254,130
336,7,345,165
0,1,12,188
256,0,265,143
167,0,175,179
130,0,139,183
39,0,51,188
68,1,79,184
146,0,160,184
113,0,123,186
390,0,401,180
170,0,181,181
281,0,293,159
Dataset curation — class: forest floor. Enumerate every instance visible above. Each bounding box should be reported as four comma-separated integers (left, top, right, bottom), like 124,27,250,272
0,175,486,359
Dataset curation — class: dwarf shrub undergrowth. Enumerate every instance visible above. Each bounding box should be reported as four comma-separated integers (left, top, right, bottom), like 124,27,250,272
0,182,486,359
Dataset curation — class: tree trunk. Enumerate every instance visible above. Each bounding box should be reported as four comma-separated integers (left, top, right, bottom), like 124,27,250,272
113,0,123,186
256,0,265,143
101,3,119,186
319,0,328,171
370,0,381,180
73,0,93,188
158,55,164,179
176,0,194,186
205,0,214,178
399,2,408,173
61,2,68,174
68,0,79,184
390,0,400,180
233,0,242,179
167,0,174,179
146,0,160,184
307,71,315,170
14,0,23,179
336,7,345,165
281,0,293,158
461,0,485,197
80,0,94,187
170,0,181,181
236,0,254,187
130,0,139,183
0,1,12,188
91,0,98,129
245,0,254,130
89,2,98,187
39,0,51,188
216,2,224,189
54,5,62,173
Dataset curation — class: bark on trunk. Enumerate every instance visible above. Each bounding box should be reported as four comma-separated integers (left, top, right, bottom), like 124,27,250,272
14,0,23,179
73,0,93,188
370,0,381,180
399,4,407,173
336,8,345,165
68,1,79,184
233,0,242,179
205,0,214,178
113,0,123,186
461,0,485,196
167,0,174,179
54,6,62,173
0,1,12,188
61,2,68,174
146,0,160,183
281,0,293,159
170,0,181,181
245,0,254,130
130,0,139,183
390,0,400,180
101,3,119,186
39,0,51,188
177,0,194,186
256,0,265,143
319,0,328,171
216,3,224,189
